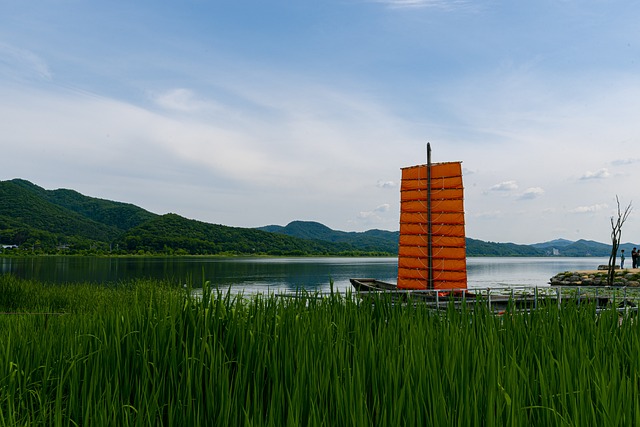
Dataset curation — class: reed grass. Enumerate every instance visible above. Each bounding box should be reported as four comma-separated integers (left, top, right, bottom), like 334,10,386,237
1,274,639,426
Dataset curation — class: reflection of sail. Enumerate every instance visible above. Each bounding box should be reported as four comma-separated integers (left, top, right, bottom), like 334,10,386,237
397,161,467,290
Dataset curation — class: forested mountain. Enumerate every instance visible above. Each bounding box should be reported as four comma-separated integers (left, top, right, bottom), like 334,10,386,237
258,222,627,257
465,238,543,257
7,179,155,232
532,239,617,257
121,214,358,255
0,178,628,256
0,179,124,247
258,221,399,253
0,179,386,255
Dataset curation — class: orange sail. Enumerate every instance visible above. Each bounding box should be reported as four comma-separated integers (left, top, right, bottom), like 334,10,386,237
397,158,467,290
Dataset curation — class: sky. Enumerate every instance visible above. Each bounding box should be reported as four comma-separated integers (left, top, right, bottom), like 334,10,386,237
2,0,640,245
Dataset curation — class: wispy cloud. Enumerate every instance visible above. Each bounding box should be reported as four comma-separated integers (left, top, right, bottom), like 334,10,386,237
151,88,207,112
462,167,477,176
489,180,518,192
519,187,544,200
472,210,503,219
580,168,611,180
0,42,52,80
357,204,391,224
611,158,640,167
376,180,396,189
373,0,474,10
570,204,608,214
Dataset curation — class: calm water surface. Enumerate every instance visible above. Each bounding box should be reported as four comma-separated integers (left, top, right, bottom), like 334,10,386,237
0,256,610,293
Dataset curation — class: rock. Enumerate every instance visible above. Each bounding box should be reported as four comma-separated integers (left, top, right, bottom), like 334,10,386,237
598,265,619,270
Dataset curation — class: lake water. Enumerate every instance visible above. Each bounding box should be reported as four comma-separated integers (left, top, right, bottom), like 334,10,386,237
0,256,611,293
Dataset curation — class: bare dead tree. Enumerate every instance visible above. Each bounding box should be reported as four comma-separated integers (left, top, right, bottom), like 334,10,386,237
607,196,632,286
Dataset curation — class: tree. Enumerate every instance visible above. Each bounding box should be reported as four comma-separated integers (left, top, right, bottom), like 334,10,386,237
607,196,632,286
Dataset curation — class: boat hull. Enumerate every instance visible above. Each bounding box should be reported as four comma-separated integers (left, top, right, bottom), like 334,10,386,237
349,278,397,292
350,278,471,305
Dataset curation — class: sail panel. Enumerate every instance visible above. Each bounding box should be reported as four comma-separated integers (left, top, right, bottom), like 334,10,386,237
398,267,467,281
401,188,464,202
402,162,461,180
399,224,465,237
431,246,466,259
402,199,464,213
399,257,467,271
397,161,467,290
399,246,466,259
398,245,428,258
399,278,467,290
402,175,463,191
399,235,465,247
400,212,465,225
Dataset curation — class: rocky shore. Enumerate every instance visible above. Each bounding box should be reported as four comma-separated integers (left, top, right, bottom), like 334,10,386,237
550,268,640,287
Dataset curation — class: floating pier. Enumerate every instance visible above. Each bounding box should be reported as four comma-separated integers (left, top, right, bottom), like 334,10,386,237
350,278,638,314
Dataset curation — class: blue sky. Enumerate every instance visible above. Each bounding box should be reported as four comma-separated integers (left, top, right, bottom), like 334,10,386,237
2,0,640,244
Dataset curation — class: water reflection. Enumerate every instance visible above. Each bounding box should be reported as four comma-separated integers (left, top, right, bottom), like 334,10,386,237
467,257,609,288
0,256,611,293
0,257,398,293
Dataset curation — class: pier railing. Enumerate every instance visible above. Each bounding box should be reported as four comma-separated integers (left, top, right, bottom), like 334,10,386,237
345,285,640,314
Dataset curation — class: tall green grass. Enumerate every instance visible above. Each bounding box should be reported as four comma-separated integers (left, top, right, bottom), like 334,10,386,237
1,274,639,426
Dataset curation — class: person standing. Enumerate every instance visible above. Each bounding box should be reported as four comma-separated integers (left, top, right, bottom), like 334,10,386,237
633,248,638,269
621,249,626,269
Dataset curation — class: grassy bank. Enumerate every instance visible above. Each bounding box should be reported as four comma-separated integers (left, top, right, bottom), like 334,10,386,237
0,275,639,426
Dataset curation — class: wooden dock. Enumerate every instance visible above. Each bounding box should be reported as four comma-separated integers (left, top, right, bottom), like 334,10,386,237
350,278,638,314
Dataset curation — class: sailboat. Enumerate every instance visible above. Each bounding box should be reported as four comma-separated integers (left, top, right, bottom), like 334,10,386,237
351,147,629,312
350,143,468,296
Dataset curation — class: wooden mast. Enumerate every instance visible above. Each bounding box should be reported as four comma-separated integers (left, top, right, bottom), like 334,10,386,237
427,143,433,289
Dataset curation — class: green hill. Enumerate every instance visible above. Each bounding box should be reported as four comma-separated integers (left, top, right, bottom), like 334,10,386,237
8,179,156,231
258,221,399,253
465,238,543,257
0,179,381,255
0,180,123,248
120,214,359,255
262,222,624,257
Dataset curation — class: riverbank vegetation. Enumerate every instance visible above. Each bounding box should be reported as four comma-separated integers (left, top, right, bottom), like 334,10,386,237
1,275,639,426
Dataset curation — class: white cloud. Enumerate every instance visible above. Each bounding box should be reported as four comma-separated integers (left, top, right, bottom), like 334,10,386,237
580,168,611,180
361,204,390,215
151,88,207,112
570,204,608,214
489,181,518,192
376,180,396,189
357,204,391,224
0,79,413,232
462,167,476,176
612,158,640,167
472,210,503,219
519,187,544,200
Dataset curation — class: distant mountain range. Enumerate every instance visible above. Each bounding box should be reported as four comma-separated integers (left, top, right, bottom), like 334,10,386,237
261,223,628,257
0,178,632,257
472,238,620,257
257,221,399,254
